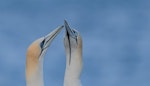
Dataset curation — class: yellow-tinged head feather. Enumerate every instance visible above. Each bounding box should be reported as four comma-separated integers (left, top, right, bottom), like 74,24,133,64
25,26,64,86
26,38,43,79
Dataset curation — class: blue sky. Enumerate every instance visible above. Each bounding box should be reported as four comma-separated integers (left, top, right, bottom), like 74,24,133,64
0,0,150,86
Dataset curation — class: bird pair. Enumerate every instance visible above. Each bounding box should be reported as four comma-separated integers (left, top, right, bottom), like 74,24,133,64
26,20,82,86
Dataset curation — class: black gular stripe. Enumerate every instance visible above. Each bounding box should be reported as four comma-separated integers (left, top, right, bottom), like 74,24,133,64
67,31,71,66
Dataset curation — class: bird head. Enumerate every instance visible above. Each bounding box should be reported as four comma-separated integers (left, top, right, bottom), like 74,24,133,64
64,20,82,65
26,25,64,78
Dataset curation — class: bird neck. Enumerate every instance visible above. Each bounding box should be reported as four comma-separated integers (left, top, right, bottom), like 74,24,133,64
26,60,44,86
64,50,82,86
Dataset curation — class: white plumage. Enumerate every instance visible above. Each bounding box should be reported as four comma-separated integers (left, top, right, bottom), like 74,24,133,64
25,20,83,86
63,20,83,86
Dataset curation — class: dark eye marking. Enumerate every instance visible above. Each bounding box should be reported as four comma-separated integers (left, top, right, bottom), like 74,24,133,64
72,30,78,44
40,39,45,48
39,39,45,58
73,30,76,33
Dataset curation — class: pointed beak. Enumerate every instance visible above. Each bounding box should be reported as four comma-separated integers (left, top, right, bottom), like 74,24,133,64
43,25,64,49
64,20,76,38
64,20,75,65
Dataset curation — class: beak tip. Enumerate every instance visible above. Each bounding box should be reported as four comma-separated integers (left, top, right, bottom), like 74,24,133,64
60,25,64,28
64,20,69,27
64,19,67,23
56,25,64,31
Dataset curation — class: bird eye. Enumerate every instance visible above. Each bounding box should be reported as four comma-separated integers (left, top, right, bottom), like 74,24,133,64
72,30,76,34
40,39,45,48
73,31,78,38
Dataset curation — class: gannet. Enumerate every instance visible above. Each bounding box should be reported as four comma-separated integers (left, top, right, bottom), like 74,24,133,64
63,20,83,86
26,25,64,86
